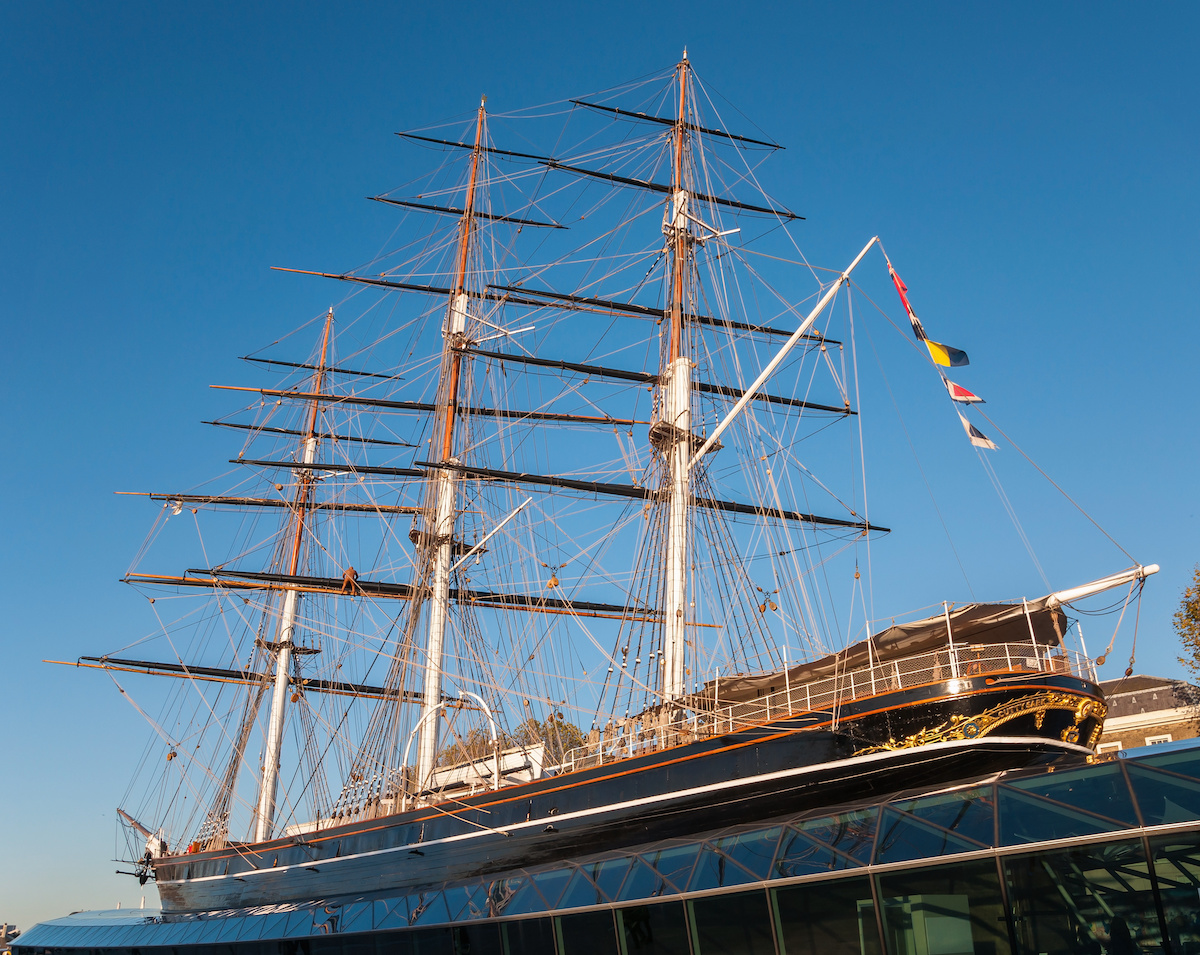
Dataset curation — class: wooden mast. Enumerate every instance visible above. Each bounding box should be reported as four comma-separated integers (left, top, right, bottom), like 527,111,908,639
660,52,692,701
254,307,334,842
415,97,486,787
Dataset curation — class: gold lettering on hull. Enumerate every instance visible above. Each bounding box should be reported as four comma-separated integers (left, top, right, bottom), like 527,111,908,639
855,691,1107,756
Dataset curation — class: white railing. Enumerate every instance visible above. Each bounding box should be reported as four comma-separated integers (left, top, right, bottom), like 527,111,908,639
250,641,1093,835
550,641,1095,775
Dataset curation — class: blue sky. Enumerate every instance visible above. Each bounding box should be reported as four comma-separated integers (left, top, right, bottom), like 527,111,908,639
2,0,1198,929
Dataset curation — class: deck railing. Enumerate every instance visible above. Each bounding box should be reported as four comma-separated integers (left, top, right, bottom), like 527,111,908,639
241,640,1094,836
549,641,1095,775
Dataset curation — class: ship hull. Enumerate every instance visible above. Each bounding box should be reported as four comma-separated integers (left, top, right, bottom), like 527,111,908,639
155,671,1103,912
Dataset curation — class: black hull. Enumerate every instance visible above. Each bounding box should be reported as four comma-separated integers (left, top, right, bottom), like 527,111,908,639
156,672,1103,912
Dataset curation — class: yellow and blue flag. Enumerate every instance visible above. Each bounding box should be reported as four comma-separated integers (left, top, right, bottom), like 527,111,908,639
926,339,970,368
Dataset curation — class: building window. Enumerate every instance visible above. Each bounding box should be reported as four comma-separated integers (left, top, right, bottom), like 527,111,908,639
1146,734,1173,746
1096,742,1123,753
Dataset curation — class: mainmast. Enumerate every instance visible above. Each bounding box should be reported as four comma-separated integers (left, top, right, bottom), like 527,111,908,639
414,98,486,787
660,54,691,701
254,307,334,843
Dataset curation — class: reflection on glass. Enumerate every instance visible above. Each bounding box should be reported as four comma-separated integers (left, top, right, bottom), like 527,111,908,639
795,808,878,864
689,890,773,955
689,843,760,892
618,859,674,901
877,858,1009,955
773,828,851,879
644,845,701,892
998,788,1122,846
617,903,690,955
588,857,632,902
1003,840,1163,954
874,809,985,866
1148,836,1200,955
892,787,996,847
1136,748,1200,781
1127,764,1200,826
556,869,607,910
529,867,574,910
1006,764,1138,827
713,828,782,880
773,875,880,955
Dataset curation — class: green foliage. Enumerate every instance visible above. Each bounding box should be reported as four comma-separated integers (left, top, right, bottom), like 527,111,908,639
513,715,586,763
435,714,585,767
1175,565,1200,679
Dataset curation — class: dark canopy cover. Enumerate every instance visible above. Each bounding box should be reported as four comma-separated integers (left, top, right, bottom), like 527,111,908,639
696,598,1068,706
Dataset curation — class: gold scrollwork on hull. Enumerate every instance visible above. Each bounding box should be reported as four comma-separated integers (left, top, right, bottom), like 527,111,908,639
855,691,1108,756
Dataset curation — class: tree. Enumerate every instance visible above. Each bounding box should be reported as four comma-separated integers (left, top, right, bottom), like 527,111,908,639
514,715,585,763
435,714,586,767
1175,565,1200,680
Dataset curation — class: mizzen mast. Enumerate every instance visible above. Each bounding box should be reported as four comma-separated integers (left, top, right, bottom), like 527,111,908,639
414,97,486,787
254,307,334,843
660,53,692,701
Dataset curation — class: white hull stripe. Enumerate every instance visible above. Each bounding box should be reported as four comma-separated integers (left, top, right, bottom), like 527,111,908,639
162,734,1088,888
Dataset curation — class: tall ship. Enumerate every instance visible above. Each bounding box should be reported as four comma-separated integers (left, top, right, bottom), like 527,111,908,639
54,56,1156,920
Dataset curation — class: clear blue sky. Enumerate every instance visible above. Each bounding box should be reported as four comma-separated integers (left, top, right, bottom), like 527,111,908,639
2,0,1197,929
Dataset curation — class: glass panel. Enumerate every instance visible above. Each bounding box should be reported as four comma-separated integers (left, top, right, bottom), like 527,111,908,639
1003,839,1164,954
874,808,986,866
616,858,674,901
495,877,550,917
1127,763,1200,826
556,868,607,910
410,928,454,955
1148,835,1200,955
530,867,575,910
1005,764,1138,827
774,875,881,955
501,918,556,955
877,857,1010,955
997,787,1122,846
339,903,375,936
376,899,410,931
892,787,996,847
442,885,476,923
557,910,618,955
452,924,500,955
794,808,878,864
713,827,781,880
644,844,701,892
246,913,285,940
1133,746,1200,780
457,883,493,922
688,842,759,892
688,890,773,955
617,903,691,955
409,892,453,927
588,857,633,902
484,877,529,919
377,932,414,955
343,934,378,955
773,828,858,879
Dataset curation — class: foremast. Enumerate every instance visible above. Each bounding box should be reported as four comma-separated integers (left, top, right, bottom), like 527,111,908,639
660,54,692,701
254,307,334,843
414,97,487,787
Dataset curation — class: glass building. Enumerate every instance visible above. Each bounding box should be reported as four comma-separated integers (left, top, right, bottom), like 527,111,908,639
16,741,1200,955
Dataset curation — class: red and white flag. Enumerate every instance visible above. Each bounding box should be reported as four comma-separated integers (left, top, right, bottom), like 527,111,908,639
944,378,984,404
